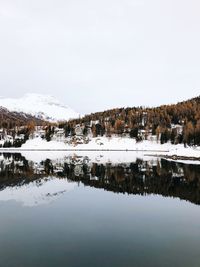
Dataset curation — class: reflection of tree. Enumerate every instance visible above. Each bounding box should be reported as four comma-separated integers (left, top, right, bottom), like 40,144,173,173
43,159,54,175
0,153,200,205
0,153,36,189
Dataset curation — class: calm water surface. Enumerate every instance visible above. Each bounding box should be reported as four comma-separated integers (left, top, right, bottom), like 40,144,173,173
0,153,199,267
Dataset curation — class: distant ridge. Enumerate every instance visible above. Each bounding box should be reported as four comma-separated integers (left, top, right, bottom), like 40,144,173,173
0,106,44,127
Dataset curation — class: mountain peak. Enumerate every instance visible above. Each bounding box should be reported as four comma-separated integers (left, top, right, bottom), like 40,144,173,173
23,93,60,104
0,93,80,122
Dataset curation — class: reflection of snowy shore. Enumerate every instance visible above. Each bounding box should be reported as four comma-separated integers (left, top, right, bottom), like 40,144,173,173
22,150,156,165
0,136,199,163
0,177,76,207
0,150,199,207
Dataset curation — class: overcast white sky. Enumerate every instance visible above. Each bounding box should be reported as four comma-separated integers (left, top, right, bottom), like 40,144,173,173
0,0,199,114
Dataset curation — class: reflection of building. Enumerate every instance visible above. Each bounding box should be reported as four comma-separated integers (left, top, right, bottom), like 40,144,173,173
74,164,84,176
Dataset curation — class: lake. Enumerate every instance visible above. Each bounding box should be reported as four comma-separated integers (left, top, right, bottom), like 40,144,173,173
0,152,200,267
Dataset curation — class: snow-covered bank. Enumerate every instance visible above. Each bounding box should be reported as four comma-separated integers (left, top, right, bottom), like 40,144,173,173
0,137,171,151
0,136,199,163
146,144,200,163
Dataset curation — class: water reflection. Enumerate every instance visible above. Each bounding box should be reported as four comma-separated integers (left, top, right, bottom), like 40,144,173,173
0,153,200,206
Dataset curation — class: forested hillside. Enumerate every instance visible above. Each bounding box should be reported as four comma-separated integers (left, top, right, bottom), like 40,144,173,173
59,96,200,146
0,107,45,128
0,96,200,147
0,107,46,147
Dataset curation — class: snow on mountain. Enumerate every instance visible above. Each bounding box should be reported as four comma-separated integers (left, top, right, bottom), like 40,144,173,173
0,93,80,122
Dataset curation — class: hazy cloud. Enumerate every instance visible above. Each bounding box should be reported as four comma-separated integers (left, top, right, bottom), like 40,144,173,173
0,0,199,113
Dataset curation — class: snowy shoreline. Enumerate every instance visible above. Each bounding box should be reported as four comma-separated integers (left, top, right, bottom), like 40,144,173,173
0,136,200,163
0,148,169,152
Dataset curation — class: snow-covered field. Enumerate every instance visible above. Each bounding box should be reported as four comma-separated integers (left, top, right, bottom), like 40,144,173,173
0,136,171,151
0,136,199,163
20,136,171,151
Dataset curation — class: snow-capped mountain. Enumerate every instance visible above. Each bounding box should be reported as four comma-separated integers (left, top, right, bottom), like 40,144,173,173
0,93,80,122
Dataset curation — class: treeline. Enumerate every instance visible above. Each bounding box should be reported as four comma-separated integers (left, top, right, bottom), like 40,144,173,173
59,96,200,146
